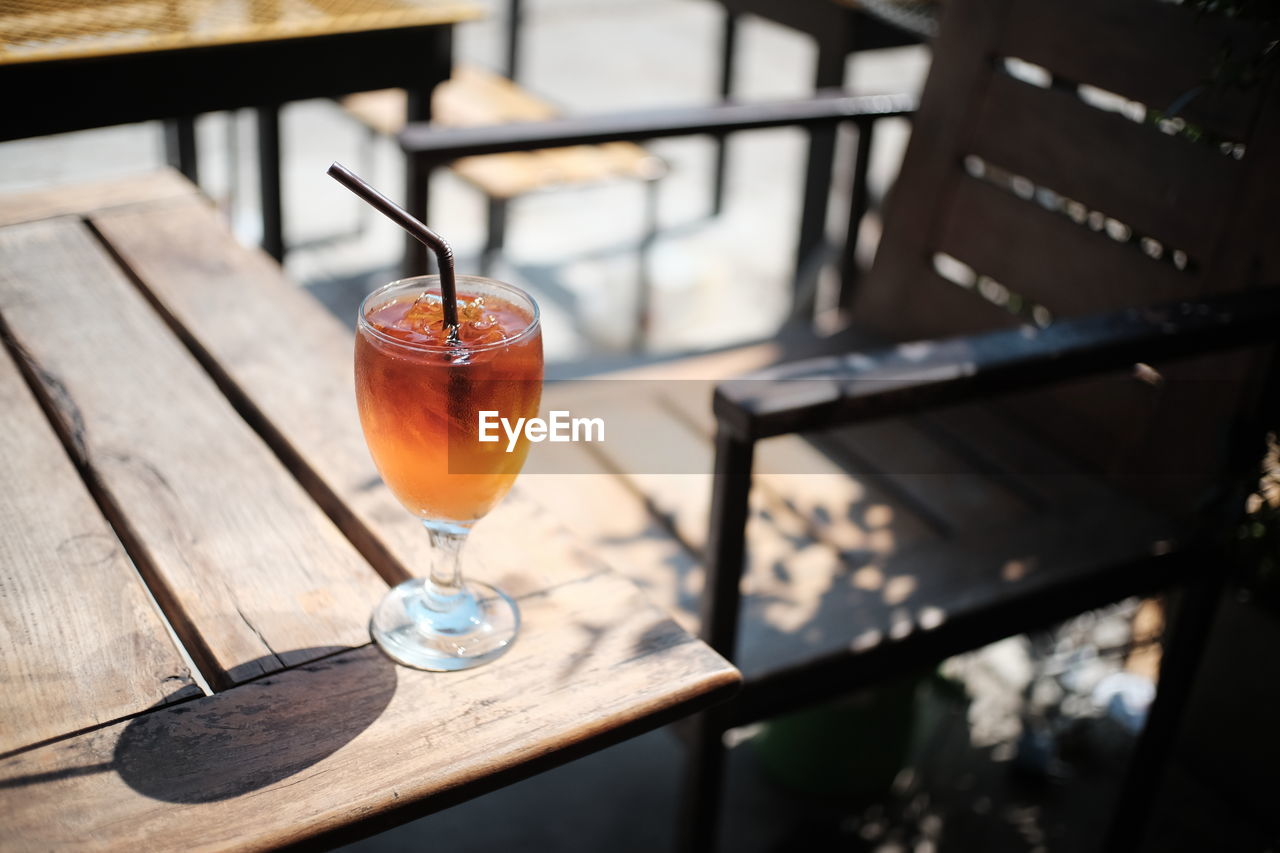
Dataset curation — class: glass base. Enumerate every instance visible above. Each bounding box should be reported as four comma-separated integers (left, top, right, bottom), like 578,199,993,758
370,577,520,671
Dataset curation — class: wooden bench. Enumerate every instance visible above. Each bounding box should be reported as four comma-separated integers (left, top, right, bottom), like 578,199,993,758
343,66,666,346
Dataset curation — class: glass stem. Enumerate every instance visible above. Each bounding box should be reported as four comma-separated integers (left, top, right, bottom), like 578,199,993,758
422,519,470,610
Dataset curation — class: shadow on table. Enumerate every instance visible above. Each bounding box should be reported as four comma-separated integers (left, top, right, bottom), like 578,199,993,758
2,646,397,804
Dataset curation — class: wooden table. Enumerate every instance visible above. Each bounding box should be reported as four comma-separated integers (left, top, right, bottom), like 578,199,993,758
0,171,739,850
0,0,481,261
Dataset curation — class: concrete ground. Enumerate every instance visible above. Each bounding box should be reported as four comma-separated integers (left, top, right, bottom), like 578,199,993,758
1,1,1182,850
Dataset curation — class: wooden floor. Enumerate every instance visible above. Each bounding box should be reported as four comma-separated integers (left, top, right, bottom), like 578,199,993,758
524,347,1177,684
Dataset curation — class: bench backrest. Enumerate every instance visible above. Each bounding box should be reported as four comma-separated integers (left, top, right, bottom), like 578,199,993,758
852,0,1280,514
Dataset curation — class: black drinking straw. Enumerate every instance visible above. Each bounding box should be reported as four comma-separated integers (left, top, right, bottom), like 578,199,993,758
327,162,460,332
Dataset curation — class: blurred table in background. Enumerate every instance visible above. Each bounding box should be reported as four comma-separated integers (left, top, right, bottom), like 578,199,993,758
711,0,938,317
0,0,482,260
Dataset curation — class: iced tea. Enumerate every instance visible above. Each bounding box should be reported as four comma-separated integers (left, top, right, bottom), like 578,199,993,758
355,278,543,524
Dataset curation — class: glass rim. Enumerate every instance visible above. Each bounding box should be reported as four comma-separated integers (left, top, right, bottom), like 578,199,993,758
357,274,541,354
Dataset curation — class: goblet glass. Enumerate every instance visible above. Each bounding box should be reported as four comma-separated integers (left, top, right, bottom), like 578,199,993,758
355,275,543,670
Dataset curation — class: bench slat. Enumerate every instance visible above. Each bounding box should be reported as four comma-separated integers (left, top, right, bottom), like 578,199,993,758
342,65,659,199
936,173,1202,319
998,0,1266,141
968,72,1242,262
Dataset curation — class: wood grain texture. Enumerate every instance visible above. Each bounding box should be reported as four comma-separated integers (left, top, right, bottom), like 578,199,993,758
0,170,196,229
0,187,739,849
0,218,386,688
0,343,198,755
88,198,431,586
0,568,738,851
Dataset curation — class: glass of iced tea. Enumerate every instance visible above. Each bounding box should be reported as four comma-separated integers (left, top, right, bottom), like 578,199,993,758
356,275,543,670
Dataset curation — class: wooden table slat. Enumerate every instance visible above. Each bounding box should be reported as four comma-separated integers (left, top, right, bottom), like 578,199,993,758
0,217,387,688
0,568,737,850
0,169,197,229
0,342,199,755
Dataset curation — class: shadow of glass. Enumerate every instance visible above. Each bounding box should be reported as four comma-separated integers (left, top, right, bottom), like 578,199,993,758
110,646,396,803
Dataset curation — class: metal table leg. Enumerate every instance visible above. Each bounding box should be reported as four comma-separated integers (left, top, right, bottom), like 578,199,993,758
838,117,876,311
404,89,434,278
678,429,755,852
480,197,508,277
402,27,453,278
164,115,199,184
256,104,284,261
711,9,739,217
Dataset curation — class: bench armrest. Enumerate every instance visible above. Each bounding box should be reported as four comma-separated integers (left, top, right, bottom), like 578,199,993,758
398,89,916,161
713,287,1280,442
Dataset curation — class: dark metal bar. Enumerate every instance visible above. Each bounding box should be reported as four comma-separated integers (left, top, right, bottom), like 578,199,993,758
356,125,378,237
1105,344,1280,851
256,104,283,261
678,428,755,853
791,30,853,323
676,711,729,853
710,9,740,217
402,27,452,278
1103,574,1226,853
480,197,508,277
505,0,523,81
838,117,875,311
702,428,755,656
404,88,433,278
714,285,1280,441
716,0,920,52
164,115,199,184
632,177,661,352
224,110,240,217
0,25,466,143
399,91,916,160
